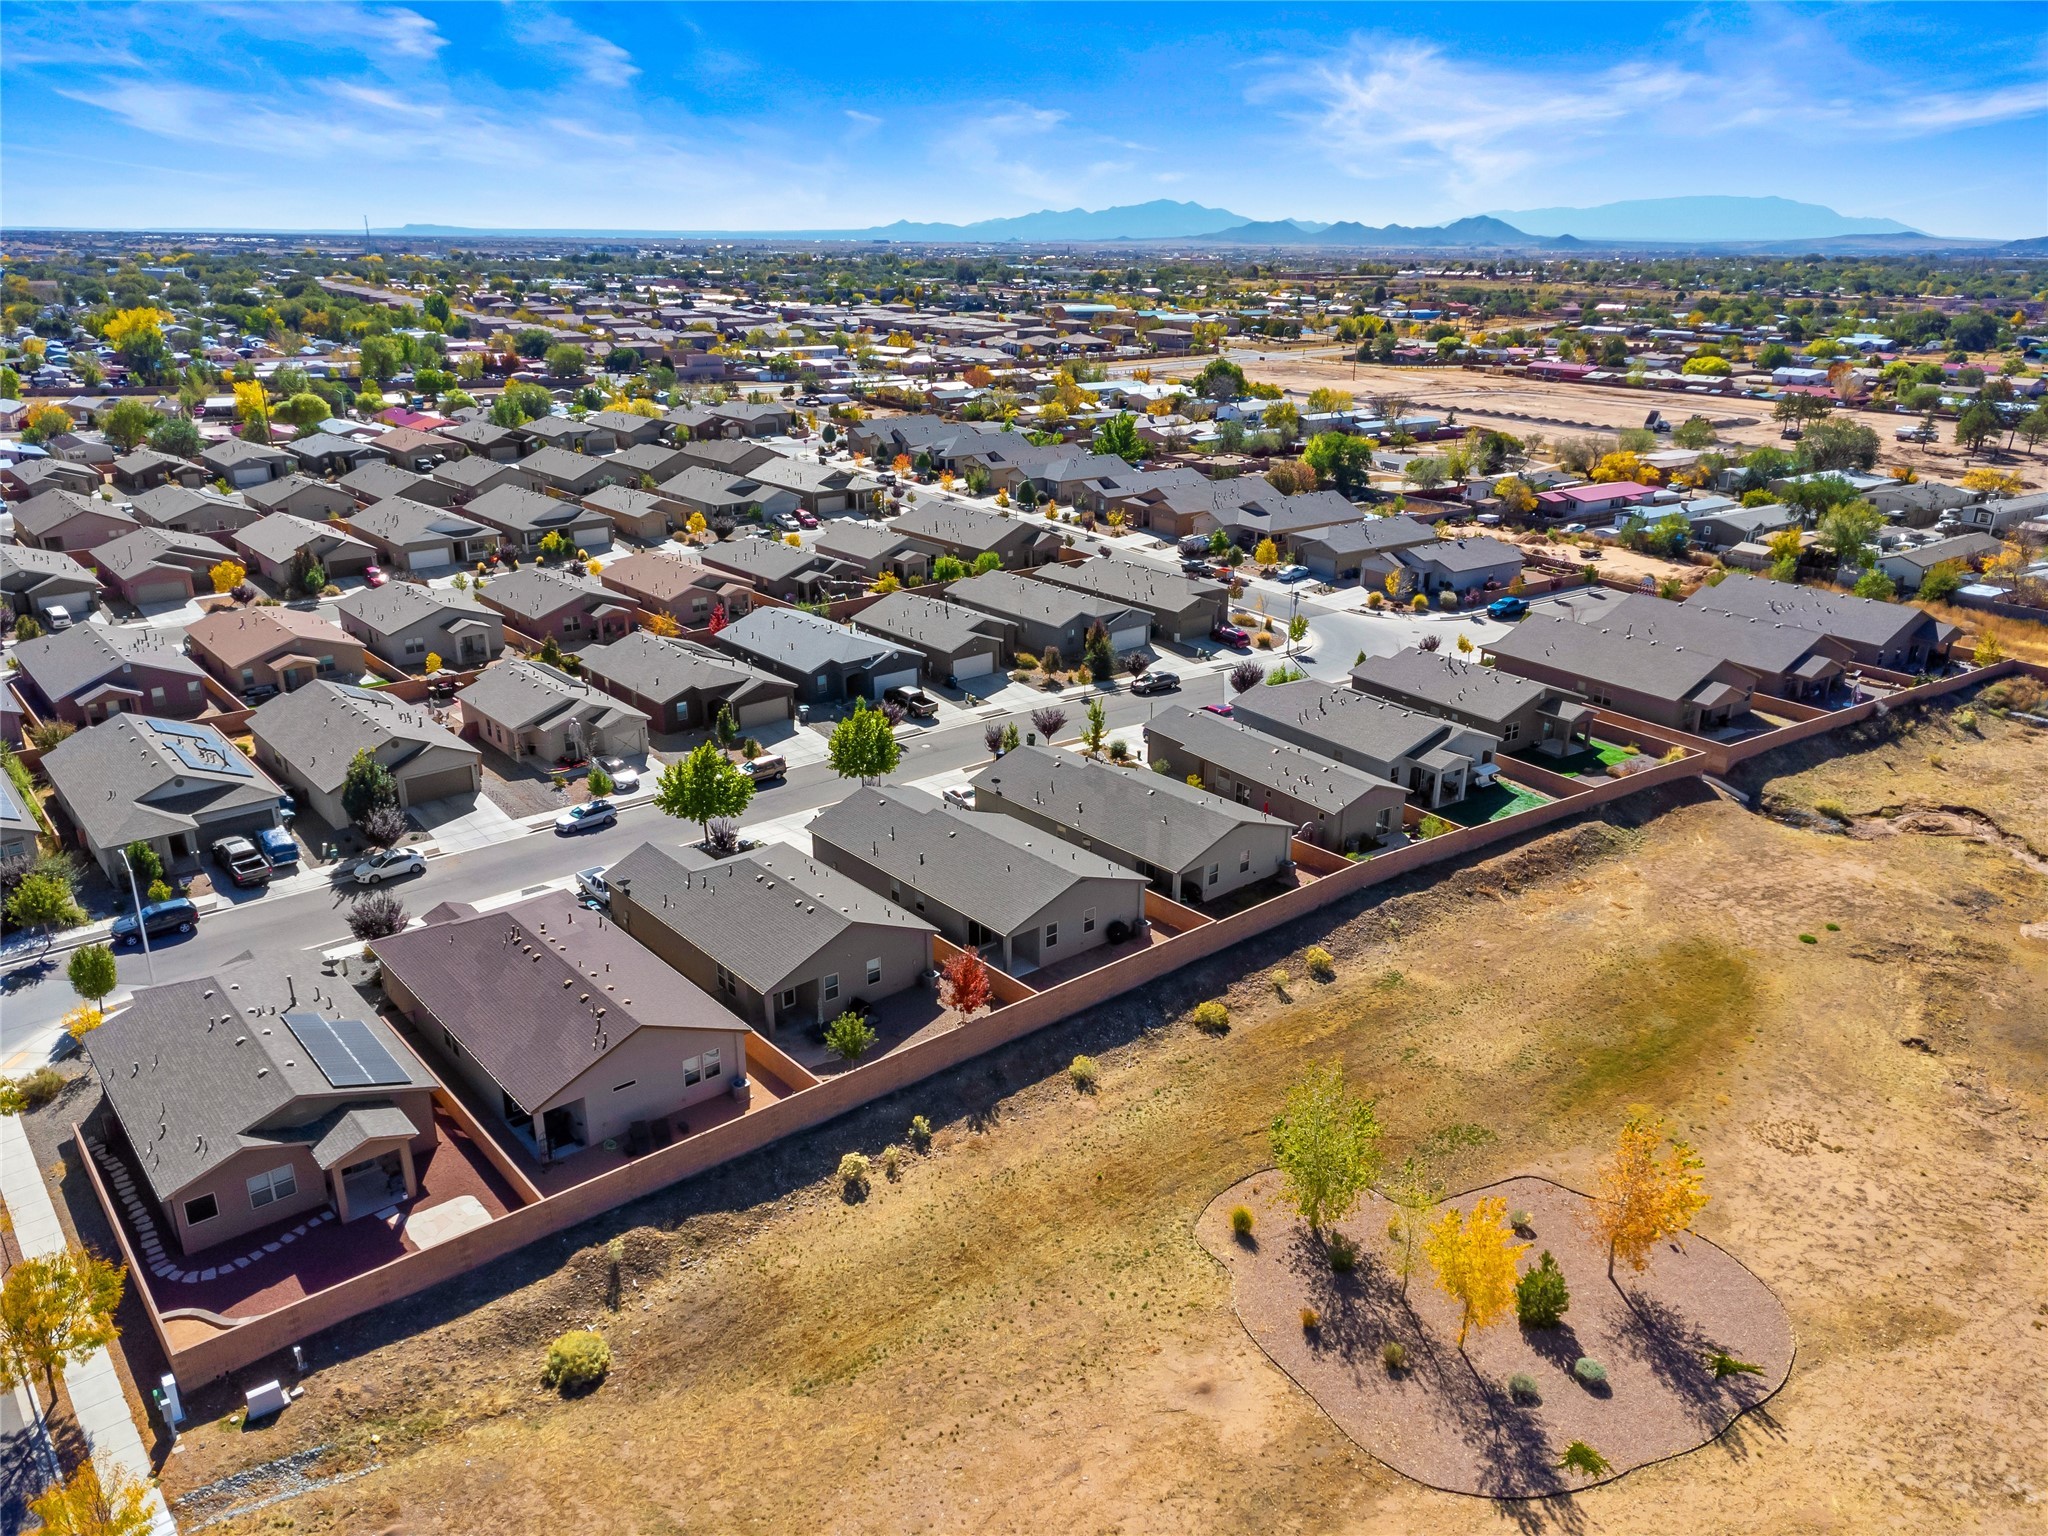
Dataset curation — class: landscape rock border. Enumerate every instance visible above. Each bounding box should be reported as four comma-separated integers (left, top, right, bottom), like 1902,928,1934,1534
1197,1172,1793,1498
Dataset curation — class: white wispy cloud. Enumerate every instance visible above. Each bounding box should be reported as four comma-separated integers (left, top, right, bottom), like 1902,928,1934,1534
511,7,641,89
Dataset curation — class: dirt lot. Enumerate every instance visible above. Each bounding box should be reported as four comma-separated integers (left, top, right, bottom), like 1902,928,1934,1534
1204,355,2044,493
157,704,2047,1535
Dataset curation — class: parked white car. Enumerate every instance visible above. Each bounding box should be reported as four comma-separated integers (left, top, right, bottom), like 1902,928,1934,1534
594,755,641,793
349,847,425,884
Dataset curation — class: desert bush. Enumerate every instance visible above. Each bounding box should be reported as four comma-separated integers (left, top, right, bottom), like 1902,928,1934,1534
907,1114,933,1151
1229,1205,1254,1238
1516,1250,1570,1327
542,1329,611,1393
1269,967,1291,995
1978,675,2044,713
879,1144,903,1181
1301,1307,1320,1331
1189,1000,1229,1034
1707,1349,1764,1379
1381,1340,1406,1372
347,891,409,942
1509,1372,1541,1404
0,1066,67,1115
1955,707,1978,732
1509,1208,1533,1234
1813,799,1851,824
1557,1440,1612,1479
1068,1054,1099,1091
1326,1232,1358,1272
1573,1357,1608,1387
837,1151,872,1192
1303,945,1335,981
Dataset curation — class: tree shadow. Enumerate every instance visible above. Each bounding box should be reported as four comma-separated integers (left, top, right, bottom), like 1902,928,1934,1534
1610,1285,1752,1437
1519,1318,1584,1372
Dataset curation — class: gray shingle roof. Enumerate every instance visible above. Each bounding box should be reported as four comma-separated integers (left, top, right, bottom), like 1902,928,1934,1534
42,714,283,850
90,527,232,583
1232,680,1476,766
1578,593,1841,677
1399,535,1523,575
890,501,1041,556
373,888,737,1111
699,537,826,585
10,621,204,704
311,1105,423,1170
249,681,475,794
576,631,791,707
338,461,428,500
1483,609,1740,699
477,566,627,625
716,606,920,674
0,542,103,600
466,483,604,536
1291,514,1439,557
1031,557,1225,615
814,522,921,564
348,497,494,549
1682,572,1935,651
458,659,648,733
1142,704,1401,815
968,745,1290,872
947,569,1145,634
606,842,933,992
15,489,134,539
854,591,1004,656
1348,648,1561,728
87,969,435,1200
127,485,248,529
237,512,374,568
811,785,1144,934
337,579,496,637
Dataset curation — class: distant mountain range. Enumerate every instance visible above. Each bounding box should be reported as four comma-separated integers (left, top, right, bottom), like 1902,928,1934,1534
350,195,2033,253
1485,196,1919,242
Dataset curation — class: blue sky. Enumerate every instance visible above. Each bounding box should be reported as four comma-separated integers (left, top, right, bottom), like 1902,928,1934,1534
4,2,2045,237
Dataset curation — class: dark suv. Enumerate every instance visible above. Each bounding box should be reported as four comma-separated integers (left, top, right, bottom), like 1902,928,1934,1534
112,898,199,946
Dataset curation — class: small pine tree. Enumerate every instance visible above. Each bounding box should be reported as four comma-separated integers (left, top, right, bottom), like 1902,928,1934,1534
1515,1249,1571,1327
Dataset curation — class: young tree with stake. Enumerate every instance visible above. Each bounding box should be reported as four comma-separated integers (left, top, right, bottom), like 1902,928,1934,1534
1585,1108,1709,1286
1268,1060,1381,1236
654,741,754,844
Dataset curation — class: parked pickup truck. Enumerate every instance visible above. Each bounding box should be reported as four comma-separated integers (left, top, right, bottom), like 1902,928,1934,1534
885,686,939,719
211,836,272,888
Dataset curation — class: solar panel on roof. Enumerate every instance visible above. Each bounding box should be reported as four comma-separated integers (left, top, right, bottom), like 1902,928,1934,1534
145,719,256,779
285,1011,410,1088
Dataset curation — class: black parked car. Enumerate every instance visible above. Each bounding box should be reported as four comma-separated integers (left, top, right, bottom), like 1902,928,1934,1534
112,898,199,946
1130,670,1181,696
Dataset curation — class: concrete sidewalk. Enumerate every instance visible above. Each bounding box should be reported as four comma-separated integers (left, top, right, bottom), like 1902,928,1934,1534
0,1114,175,1532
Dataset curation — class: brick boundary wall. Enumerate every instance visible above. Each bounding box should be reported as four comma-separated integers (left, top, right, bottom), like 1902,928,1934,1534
88,659,2046,1387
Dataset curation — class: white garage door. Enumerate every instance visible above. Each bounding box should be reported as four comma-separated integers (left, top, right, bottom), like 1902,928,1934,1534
870,667,921,698
1110,624,1151,653
952,650,998,680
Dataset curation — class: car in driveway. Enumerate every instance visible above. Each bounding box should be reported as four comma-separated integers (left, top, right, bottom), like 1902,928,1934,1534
348,846,425,884
941,785,976,810
593,755,640,793
555,799,618,834
794,510,819,529
1200,702,1234,718
771,512,801,533
255,826,300,871
1486,595,1530,621
1129,669,1181,696
211,835,272,888
1561,522,1588,535
112,897,198,947
884,686,939,719
576,865,612,905
1210,622,1250,647
1273,564,1313,583
362,564,389,588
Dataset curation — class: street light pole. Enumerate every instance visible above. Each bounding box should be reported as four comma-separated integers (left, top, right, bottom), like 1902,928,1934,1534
116,847,156,985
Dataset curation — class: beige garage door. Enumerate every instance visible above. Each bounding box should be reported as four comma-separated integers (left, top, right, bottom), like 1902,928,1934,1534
737,697,790,728
403,766,479,804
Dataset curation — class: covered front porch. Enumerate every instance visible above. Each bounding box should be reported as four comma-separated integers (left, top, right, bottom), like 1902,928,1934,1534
311,1104,424,1223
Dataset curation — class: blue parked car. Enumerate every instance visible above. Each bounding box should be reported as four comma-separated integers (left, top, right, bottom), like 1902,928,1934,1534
255,826,300,871
1487,595,1530,621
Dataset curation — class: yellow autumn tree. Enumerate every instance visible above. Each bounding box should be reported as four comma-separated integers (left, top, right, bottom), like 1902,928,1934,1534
208,559,246,594
1959,468,2023,498
870,573,901,595
1253,537,1280,567
642,610,682,638
29,1459,156,1536
232,380,269,426
102,306,174,360
1590,451,1659,486
685,511,708,539
1423,1195,1526,1346
1585,1108,1709,1283
1493,475,1537,516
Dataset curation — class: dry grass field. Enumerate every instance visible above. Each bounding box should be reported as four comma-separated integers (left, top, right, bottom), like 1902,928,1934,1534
164,706,2048,1536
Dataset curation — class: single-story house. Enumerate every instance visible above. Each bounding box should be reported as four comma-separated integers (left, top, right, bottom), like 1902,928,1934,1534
968,744,1295,906
1876,531,2002,593
432,454,541,504
1141,704,1407,853
606,842,935,1035
1687,502,1797,552
1029,559,1226,644
852,591,1006,685
712,606,924,704
0,543,103,625
2,457,99,500
1288,514,1438,585
516,445,647,499
576,631,795,733
889,502,1061,569
582,484,672,542
697,537,842,602
474,567,638,647
464,484,614,555
89,528,235,608
185,604,367,698
84,970,440,1257
944,569,1149,664
1550,590,1853,703
371,427,463,472
582,409,671,452
457,659,650,763
375,890,746,1164
811,785,1148,974
655,466,802,528
1349,648,1594,756
336,581,505,671
250,681,481,824
110,449,206,494
603,441,694,485
1231,680,1500,808
1390,535,1524,599
241,473,357,522
43,713,286,879
283,432,389,478
813,522,932,586
340,461,451,508
345,498,503,572
1534,481,1661,521
739,458,885,517
233,512,377,587
517,415,605,454
438,419,525,461
668,438,779,477
1484,609,1759,733
13,489,136,553
127,485,262,539
598,550,755,629
200,437,293,488
9,621,213,726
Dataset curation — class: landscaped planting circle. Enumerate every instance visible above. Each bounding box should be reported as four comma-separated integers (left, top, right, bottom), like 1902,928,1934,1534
1197,1173,1792,1497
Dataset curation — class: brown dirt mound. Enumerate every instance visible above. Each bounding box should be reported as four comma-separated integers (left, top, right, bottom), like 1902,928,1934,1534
1197,1173,1792,1498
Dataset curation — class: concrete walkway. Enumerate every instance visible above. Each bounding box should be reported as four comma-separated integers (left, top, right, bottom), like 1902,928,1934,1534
0,1114,176,1533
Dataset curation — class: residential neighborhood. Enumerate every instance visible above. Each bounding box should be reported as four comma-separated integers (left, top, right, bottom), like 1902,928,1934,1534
1,9,2045,1531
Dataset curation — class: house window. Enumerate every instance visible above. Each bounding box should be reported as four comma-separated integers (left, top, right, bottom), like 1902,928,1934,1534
683,1055,703,1085
246,1164,297,1209
183,1193,219,1227
703,1048,721,1080
185,680,200,696
1207,863,1220,886
1502,722,1520,743
1376,808,1392,833
865,957,882,985
442,1027,462,1059
240,668,255,685
715,964,737,998
1083,907,1096,934
1239,850,1251,873
563,616,581,633
404,638,426,656
779,988,796,1010
1043,923,1057,949
149,687,165,704
823,972,840,1002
